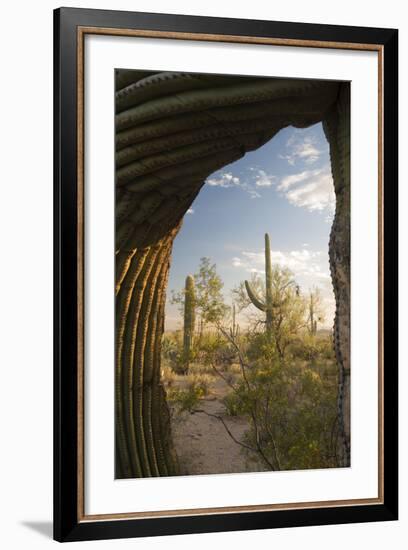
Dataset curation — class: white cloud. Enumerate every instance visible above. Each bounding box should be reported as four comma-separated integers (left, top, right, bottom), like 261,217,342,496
254,169,276,187
232,257,244,267
239,248,328,279
279,170,312,191
278,167,335,215
186,207,194,214
207,172,240,188
206,164,335,218
280,132,323,166
206,170,264,199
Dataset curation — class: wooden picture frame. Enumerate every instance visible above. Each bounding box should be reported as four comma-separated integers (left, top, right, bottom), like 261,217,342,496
54,7,398,542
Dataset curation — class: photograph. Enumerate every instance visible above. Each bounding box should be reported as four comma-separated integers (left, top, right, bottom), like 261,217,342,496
114,69,351,479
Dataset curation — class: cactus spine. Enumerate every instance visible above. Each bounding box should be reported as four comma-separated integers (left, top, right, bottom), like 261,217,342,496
183,275,195,370
245,233,273,336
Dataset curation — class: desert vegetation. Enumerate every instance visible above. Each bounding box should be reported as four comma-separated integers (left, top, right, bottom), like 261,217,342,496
161,234,340,475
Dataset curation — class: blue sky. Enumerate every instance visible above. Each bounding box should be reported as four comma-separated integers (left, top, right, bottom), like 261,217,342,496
165,122,336,330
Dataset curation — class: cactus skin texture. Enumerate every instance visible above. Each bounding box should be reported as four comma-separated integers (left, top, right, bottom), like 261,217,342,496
245,233,273,337
183,275,195,371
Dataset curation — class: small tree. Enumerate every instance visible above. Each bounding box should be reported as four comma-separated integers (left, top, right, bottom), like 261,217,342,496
171,257,229,340
233,266,306,359
194,257,229,335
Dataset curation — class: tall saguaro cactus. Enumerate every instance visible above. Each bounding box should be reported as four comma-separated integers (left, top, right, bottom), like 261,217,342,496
309,293,317,335
183,275,195,370
230,303,239,339
245,233,274,336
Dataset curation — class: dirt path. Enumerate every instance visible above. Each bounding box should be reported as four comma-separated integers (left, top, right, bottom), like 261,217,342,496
171,377,265,475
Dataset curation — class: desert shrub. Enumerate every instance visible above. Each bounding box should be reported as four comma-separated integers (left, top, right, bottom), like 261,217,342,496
290,333,335,363
161,333,179,358
290,334,320,361
166,387,201,413
222,392,241,416
161,332,182,368
222,352,338,471
188,361,214,376
245,332,277,362
316,334,336,360
161,331,199,375
194,331,237,369
186,372,212,397
225,362,243,375
166,372,212,414
160,363,177,388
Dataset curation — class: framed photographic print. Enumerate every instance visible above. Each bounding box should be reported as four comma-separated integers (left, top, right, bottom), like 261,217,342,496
54,7,398,542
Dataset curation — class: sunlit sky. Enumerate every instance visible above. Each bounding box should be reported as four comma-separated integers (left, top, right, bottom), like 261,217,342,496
165,122,336,331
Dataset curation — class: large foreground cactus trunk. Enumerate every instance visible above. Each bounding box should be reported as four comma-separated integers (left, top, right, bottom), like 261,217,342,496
115,229,180,478
115,70,350,477
323,83,351,467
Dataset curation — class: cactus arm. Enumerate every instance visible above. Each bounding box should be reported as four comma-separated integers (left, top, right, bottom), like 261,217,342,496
244,234,273,336
244,280,266,311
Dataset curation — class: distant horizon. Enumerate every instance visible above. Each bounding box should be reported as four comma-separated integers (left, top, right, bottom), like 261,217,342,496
163,325,334,335
165,122,335,332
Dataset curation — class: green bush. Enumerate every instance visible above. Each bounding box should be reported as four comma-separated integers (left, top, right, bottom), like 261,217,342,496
290,333,335,362
187,373,212,397
222,353,338,471
222,392,242,416
161,331,197,375
166,387,201,413
166,372,212,413
245,331,278,362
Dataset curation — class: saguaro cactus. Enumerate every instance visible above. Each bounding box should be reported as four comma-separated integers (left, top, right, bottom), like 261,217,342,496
309,293,317,335
308,290,323,336
229,303,240,339
245,233,273,336
183,275,195,370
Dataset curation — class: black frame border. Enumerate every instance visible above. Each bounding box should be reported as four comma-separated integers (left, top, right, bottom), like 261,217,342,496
54,7,398,542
